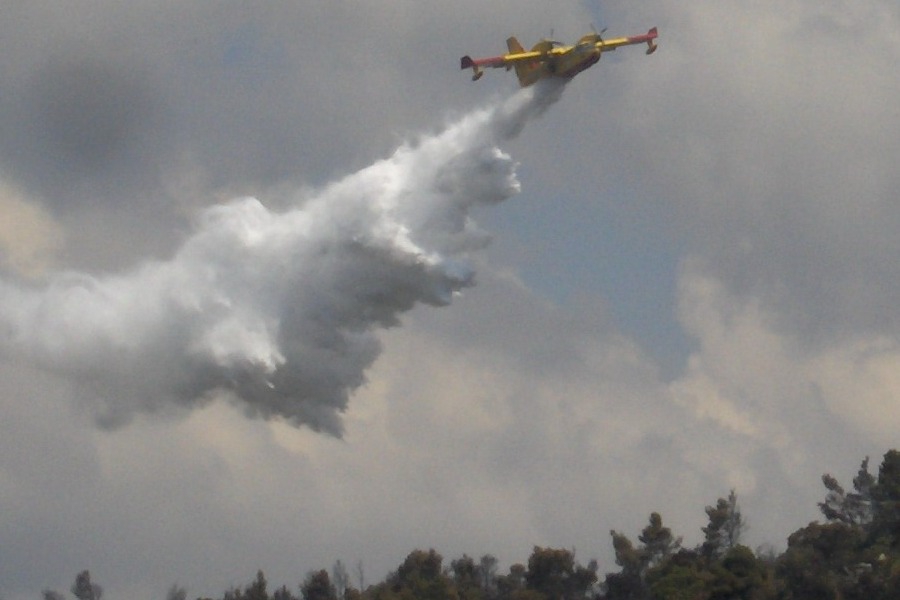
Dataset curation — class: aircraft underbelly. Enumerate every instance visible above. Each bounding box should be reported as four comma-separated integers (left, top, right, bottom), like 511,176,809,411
556,53,600,78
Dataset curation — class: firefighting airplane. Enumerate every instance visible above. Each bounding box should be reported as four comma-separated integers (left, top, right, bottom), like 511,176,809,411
461,26,658,87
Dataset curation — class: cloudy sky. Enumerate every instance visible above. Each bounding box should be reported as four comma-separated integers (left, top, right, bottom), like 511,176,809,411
1,1,899,598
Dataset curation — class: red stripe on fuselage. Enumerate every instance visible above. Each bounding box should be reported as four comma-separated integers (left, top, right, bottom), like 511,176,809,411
472,55,507,67
625,30,657,45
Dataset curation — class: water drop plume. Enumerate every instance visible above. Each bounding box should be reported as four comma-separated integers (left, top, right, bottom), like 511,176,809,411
0,80,567,434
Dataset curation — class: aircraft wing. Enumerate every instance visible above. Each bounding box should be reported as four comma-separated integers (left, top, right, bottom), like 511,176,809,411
595,27,658,54
459,50,552,80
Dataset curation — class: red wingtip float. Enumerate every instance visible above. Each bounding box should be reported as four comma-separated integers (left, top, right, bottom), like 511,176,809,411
461,26,658,87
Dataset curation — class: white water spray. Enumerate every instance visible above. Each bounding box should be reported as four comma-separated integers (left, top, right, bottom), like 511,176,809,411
0,81,566,434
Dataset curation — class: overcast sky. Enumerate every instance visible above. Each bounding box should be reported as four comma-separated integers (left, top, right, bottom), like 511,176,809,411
1,1,899,598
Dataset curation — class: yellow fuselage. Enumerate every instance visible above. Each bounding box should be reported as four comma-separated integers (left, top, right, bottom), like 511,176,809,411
517,43,601,86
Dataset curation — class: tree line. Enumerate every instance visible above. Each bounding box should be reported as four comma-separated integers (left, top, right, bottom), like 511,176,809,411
44,449,900,600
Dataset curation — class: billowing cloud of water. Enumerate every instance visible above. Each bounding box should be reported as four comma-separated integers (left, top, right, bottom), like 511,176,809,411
0,81,566,434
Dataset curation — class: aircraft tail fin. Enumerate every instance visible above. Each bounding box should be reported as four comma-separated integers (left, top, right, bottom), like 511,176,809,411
645,27,658,54
460,55,483,81
506,36,525,54
507,36,537,87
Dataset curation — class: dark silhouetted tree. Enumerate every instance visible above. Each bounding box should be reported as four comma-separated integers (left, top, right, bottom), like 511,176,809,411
709,545,770,599
451,554,484,600
496,563,527,599
872,449,900,547
371,549,454,600
522,546,597,600
397,549,443,583
701,490,746,559
166,584,187,600
479,554,499,598
639,513,681,569
776,521,864,599
645,548,709,600
603,531,645,600
246,570,270,600
302,570,337,600
224,570,269,600
820,457,875,527
71,571,102,600
273,585,299,600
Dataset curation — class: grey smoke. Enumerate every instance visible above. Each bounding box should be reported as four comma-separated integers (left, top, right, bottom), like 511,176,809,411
0,80,566,435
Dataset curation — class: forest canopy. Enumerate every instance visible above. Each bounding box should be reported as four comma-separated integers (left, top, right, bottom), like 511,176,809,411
43,449,900,600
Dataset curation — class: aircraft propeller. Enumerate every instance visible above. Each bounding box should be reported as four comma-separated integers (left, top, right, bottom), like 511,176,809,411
545,28,561,46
